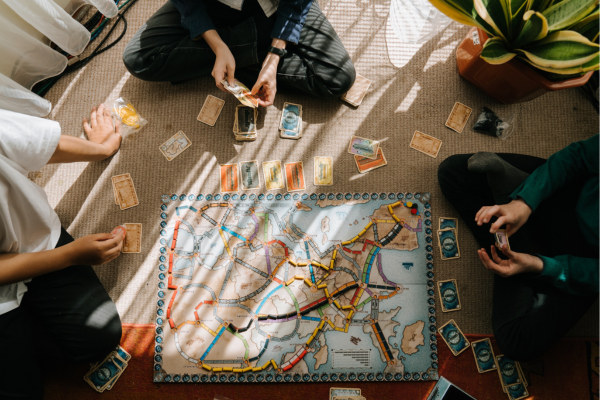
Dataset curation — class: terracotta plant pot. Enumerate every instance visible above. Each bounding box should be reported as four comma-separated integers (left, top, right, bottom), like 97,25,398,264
456,27,594,104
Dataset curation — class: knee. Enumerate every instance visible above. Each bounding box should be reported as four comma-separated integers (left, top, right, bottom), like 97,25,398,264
493,321,543,362
122,37,158,82
437,154,468,193
325,61,356,97
73,301,123,363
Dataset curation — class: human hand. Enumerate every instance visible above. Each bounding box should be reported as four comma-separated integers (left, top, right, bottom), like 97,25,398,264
212,44,235,92
66,229,125,266
475,199,532,236
251,53,279,107
478,245,543,277
83,104,122,159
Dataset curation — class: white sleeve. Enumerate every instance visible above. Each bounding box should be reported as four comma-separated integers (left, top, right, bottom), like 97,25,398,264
0,109,61,172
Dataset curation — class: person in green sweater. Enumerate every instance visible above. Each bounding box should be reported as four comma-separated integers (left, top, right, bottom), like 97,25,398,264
438,134,599,361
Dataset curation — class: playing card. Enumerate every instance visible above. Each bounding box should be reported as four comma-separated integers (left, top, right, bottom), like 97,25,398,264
240,161,260,190
197,95,225,126
262,160,284,191
220,164,239,193
506,383,529,400
471,338,496,373
409,131,442,158
437,279,461,312
235,105,257,134
354,147,387,173
330,387,361,399
285,162,306,192
159,131,192,161
221,79,258,108
438,319,470,356
445,102,472,133
111,173,130,205
280,129,302,140
332,397,366,400
495,229,510,250
496,355,524,388
347,136,380,159
279,102,302,133
122,223,142,253
115,345,131,362
438,228,460,260
113,175,139,210
83,353,123,393
439,217,458,233
105,353,127,390
314,157,333,186
341,74,371,107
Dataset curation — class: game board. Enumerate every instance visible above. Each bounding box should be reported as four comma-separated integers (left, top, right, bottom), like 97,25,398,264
153,192,438,384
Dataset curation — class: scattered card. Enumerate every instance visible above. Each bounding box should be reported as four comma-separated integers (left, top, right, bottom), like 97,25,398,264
439,217,458,232
111,173,130,205
159,131,192,161
221,79,258,108
314,157,333,186
112,174,139,210
438,228,460,260
220,164,239,193
341,74,371,107
506,383,529,400
262,160,284,191
122,223,142,253
495,229,510,251
445,102,472,133
437,279,461,312
330,387,361,399
83,353,123,393
409,131,442,158
240,161,260,190
347,136,380,159
438,319,470,356
496,355,524,388
354,147,387,173
279,102,302,134
197,95,225,126
471,338,496,373
284,162,306,192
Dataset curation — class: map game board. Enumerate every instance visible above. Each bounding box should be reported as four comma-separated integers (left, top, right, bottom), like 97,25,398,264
154,192,438,383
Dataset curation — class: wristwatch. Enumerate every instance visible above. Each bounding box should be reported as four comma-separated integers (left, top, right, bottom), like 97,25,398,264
268,46,287,57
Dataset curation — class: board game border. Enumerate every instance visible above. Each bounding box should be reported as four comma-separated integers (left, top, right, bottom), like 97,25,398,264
153,191,438,384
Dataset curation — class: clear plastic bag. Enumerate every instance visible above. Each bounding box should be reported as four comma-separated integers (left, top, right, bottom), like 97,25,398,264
472,107,517,140
111,97,148,137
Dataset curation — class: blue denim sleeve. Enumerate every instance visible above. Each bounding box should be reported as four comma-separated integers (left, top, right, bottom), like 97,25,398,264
270,0,313,44
169,0,216,39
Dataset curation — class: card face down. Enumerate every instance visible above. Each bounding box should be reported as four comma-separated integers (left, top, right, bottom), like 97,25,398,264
341,74,371,107
445,102,472,133
410,131,442,158
438,279,461,312
438,319,470,356
471,338,496,373
197,95,225,126
438,228,460,260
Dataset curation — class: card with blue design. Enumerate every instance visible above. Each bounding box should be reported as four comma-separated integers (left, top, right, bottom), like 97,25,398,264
496,354,524,390
437,228,460,260
279,102,302,133
506,383,529,400
438,319,470,356
84,345,130,392
471,338,496,373
439,217,458,233
437,279,461,312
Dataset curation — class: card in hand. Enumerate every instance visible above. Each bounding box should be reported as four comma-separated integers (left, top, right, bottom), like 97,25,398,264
471,338,496,373
438,228,460,260
314,157,333,186
438,319,470,356
354,147,387,173
347,136,380,159
494,229,510,250
284,162,306,192
445,102,472,133
159,131,192,161
341,74,371,107
437,279,461,312
262,160,284,191
122,223,142,253
240,161,260,190
220,164,239,193
197,95,225,126
409,131,442,158
221,78,258,108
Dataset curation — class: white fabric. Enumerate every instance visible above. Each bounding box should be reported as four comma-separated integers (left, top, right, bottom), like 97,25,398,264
3,0,91,56
82,0,118,18
217,0,279,18
0,72,51,117
0,108,62,315
0,12,68,90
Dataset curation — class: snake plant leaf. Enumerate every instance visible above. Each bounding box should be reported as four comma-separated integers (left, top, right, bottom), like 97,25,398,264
509,0,533,33
481,37,518,63
569,7,600,41
530,0,553,12
513,11,549,48
474,0,511,40
543,0,599,32
428,0,499,36
522,52,599,73
519,30,599,68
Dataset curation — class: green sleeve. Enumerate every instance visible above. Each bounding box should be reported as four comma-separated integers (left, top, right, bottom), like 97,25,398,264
539,255,599,296
510,134,599,211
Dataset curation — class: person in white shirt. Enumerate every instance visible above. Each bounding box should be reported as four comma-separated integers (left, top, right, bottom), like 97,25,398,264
0,104,124,399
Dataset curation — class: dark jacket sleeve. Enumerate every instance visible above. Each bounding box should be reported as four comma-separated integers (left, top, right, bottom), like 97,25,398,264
270,0,313,44
169,0,216,39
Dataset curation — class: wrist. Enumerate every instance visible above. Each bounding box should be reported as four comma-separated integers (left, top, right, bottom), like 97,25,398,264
58,243,78,267
528,255,544,274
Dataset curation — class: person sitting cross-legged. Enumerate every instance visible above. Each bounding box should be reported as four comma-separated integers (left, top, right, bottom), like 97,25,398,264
0,105,125,399
437,134,599,361
122,0,356,106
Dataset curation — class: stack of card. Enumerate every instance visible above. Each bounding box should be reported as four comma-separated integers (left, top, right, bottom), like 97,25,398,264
496,354,529,400
279,102,303,139
438,217,459,260
159,131,192,161
233,105,258,141
84,345,130,393
330,387,365,400
347,136,387,174
197,95,225,126
111,173,139,210
220,79,258,108
341,74,371,107
494,228,511,251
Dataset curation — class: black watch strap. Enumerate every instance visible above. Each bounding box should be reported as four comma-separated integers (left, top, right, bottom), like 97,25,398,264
268,46,287,57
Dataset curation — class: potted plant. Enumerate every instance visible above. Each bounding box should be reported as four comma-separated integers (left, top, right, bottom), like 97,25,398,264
429,0,599,103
